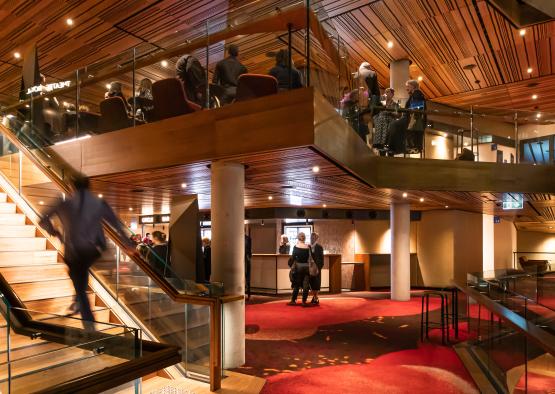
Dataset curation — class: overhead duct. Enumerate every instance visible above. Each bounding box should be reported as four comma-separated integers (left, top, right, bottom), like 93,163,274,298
487,0,555,27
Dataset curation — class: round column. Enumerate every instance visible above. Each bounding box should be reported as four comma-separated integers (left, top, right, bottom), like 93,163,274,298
389,59,411,105
211,161,245,367
390,202,411,301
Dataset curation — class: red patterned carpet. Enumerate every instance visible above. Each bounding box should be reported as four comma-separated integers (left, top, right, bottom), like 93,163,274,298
236,292,479,394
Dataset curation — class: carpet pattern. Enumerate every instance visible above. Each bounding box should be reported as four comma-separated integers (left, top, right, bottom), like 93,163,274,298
236,292,479,393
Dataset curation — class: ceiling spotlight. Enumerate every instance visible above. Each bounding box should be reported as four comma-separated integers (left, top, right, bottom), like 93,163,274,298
550,226,553,229
25,104,29,108
98,194,103,198
532,94,538,100
66,18,74,26
402,192,408,198
129,207,133,211
161,60,168,68
519,29,526,36
536,113,542,118
268,196,273,200
181,183,187,188
323,204,327,208
312,166,320,173
13,52,21,59
387,41,393,49
527,67,533,74
508,136,511,139
463,142,469,147
39,201,44,205
44,97,49,101
419,197,424,202
417,76,423,82
445,205,449,208
105,83,111,89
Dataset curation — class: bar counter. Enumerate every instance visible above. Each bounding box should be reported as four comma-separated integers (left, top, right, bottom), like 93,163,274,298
251,253,342,294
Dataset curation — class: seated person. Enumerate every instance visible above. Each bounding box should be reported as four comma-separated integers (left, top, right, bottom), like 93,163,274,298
213,44,248,105
176,55,207,107
386,79,426,155
105,81,131,112
269,49,302,91
146,231,170,276
373,88,397,152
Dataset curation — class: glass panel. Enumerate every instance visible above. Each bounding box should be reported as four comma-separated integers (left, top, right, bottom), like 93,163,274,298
2,310,139,393
0,291,11,389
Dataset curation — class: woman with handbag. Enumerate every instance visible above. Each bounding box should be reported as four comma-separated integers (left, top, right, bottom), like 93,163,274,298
287,232,311,306
386,79,426,155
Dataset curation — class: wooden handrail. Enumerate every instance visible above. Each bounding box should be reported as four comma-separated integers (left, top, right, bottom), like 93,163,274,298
453,279,555,356
2,3,341,114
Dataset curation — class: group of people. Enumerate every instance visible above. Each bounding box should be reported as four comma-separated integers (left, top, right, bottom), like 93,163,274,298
130,231,170,276
341,62,427,156
281,232,324,306
102,44,303,121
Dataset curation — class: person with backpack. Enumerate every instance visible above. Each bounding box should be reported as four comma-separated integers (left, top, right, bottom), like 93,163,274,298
39,175,132,330
176,54,207,107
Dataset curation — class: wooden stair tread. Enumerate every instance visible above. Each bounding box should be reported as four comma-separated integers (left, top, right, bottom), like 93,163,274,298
0,264,69,283
25,293,99,317
11,279,79,302
0,336,65,364
0,225,35,237
0,213,26,225
0,250,58,266
0,237,46,251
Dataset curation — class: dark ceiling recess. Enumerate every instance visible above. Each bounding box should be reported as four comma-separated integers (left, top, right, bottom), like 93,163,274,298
486,0,554,27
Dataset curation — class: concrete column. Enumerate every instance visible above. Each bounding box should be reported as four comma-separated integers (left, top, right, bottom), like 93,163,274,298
389,59,411,105
391,202,411,301
211,161,245,368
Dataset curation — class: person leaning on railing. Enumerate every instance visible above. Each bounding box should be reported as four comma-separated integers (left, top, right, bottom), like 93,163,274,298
386,79,426,156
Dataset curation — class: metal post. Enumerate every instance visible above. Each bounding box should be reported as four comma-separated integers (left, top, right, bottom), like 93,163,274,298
476,127,480,162
305,0,310,86
206,21,210,109
132,48,136,127
287,23,293,90
337,32,341,106
18,150,22,195
514,111,519,163
116,245,121,300
75,69,80,138
470,106,474,156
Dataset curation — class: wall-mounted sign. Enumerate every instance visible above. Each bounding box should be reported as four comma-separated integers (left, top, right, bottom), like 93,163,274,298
502,193,523,210
139,214,170,224
27,80,71,95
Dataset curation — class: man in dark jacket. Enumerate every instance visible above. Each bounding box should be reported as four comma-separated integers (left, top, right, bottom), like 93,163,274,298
39,175,131,330
176,54,207,107
269,49,303,91
213,44,248,105
309,232,324,305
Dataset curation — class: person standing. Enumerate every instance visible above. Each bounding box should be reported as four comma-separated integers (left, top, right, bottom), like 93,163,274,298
245,233,252,299
309,232,324,305
202,237,211,282
147,231,170,276
39,175,132,330
287,232,310,306
269,49,303,91
278,234,290,254
212,44,248,105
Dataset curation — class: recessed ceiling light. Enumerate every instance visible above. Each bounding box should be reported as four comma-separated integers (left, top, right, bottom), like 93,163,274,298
537,113,542,118
445,205,449,208
402,192,408,198
161,60,168,68
532,94,538,100
181,183,187,188
550,226,553,229
387,41,393,49
44,97,49,101
527,67,533,74
66,18,74,26
519,29,526,36
13,52,21,59
419,197,424,202
312,166,320,173
508,136,511,139
39,201,44,205
268,196,273,200
25,104,29,108
129,207,133,211
463,142,469,147
323,204,327,208
98,194,103,198
417,76,423,82
105,83,111,90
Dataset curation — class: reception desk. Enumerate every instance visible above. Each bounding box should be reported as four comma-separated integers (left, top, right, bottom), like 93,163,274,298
251,254,342,294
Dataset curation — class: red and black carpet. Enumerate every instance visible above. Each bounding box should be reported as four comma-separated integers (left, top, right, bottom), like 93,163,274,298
235,292,479,394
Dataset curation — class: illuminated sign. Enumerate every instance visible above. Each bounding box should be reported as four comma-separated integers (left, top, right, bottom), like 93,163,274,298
502,193,523,210
139,214,170,224
140,216,154,224
27,81,71,95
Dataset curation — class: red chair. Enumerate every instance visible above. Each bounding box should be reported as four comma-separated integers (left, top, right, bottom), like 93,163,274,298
152,78,202,121
235,74,278,102
99,97,137,133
